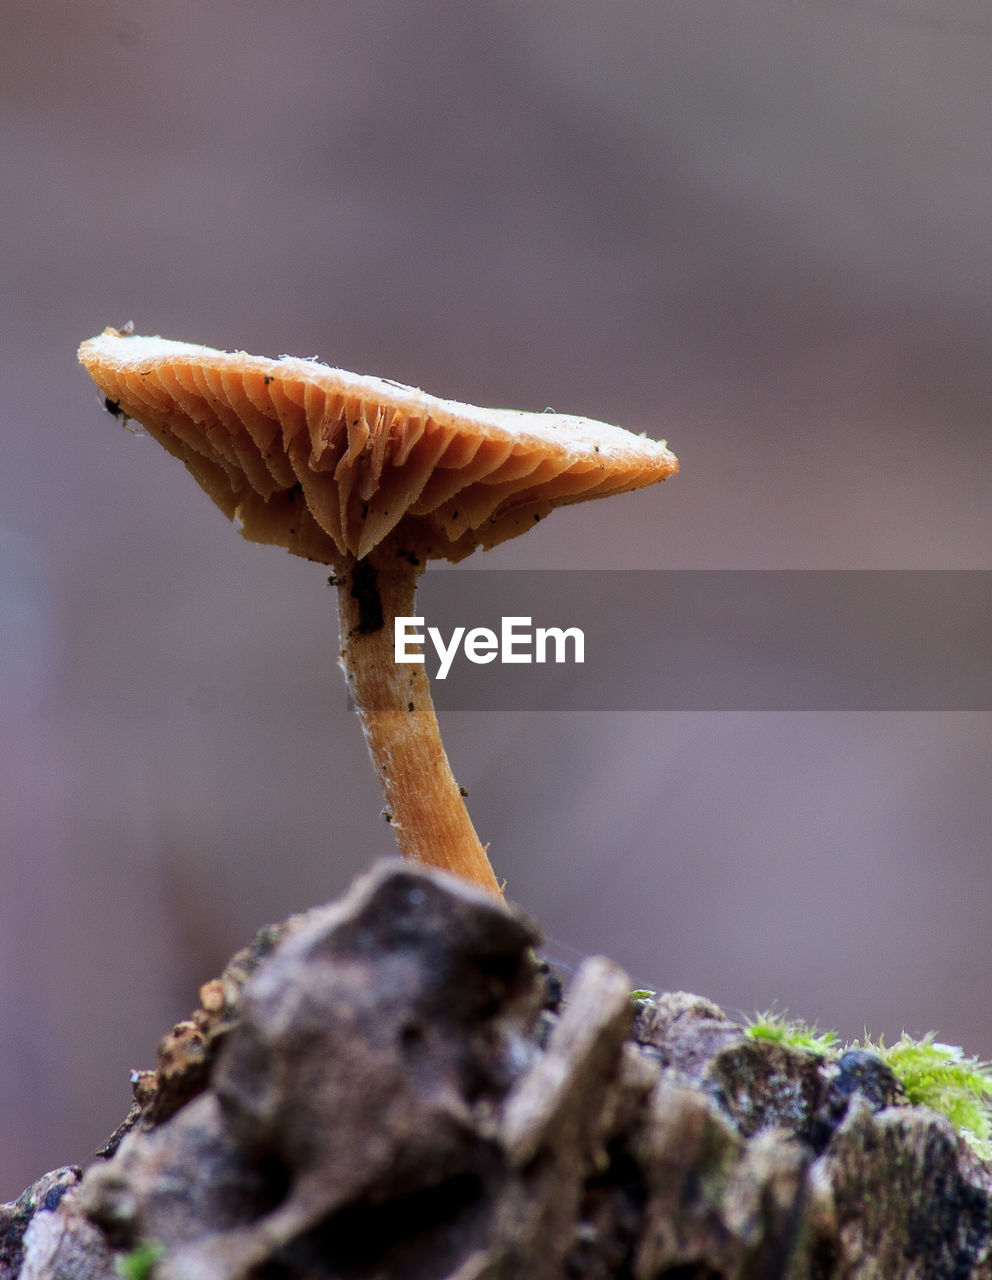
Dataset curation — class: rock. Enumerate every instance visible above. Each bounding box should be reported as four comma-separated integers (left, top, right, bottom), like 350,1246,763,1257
8,860,992,1279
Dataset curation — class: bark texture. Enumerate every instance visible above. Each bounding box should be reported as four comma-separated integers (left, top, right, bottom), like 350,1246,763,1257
4,862,991,1280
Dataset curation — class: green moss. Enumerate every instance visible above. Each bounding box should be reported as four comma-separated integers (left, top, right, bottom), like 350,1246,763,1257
744,1010,839,1057
114,1241,165,1280
741,1011,992,1159
857,1032,992,1159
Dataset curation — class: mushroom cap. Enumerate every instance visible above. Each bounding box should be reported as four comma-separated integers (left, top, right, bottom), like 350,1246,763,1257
78,328,678,565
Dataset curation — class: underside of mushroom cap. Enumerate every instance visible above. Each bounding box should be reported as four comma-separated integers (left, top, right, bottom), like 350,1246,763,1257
78,329,678,565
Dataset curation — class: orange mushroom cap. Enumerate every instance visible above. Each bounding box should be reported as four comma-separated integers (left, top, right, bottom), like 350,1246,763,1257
78,329,678,565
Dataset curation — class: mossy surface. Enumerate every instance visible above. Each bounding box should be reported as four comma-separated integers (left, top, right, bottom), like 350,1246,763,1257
744,1011,839,1058
864,1032,992,1159
744,1012,992,1157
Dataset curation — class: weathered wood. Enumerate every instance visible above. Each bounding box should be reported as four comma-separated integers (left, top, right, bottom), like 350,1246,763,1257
5,863,991,1279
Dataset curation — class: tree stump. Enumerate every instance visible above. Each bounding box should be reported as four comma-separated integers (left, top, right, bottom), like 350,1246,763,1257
4,862,991,1279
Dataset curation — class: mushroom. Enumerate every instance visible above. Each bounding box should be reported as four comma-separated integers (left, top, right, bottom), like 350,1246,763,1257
78,328,678,895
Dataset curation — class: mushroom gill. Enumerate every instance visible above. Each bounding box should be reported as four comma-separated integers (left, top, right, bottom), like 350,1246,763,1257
78,330,677,567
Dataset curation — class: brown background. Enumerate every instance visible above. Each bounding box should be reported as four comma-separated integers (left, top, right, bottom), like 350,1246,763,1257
2,0,991,1197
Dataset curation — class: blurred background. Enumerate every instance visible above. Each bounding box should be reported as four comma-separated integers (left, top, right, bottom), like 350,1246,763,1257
2,0,991,1197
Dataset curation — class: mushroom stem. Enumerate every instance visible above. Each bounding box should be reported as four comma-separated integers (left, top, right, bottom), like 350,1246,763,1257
335,554,501,895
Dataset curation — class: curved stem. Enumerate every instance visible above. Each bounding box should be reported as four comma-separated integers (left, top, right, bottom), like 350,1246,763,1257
335,554,501,895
